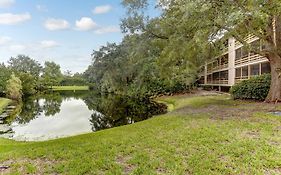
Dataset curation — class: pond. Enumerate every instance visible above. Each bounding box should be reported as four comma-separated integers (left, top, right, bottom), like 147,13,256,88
0,91,167,141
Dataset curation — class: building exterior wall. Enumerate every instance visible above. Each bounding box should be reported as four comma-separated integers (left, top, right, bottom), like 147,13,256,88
200,36,270,88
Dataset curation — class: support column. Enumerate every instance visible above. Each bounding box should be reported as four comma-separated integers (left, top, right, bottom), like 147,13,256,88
204,63,207,84
228,37,236,86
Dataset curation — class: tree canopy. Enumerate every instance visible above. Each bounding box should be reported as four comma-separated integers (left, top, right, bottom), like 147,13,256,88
42,61,63,87
119,0,281,101
8,55,42,77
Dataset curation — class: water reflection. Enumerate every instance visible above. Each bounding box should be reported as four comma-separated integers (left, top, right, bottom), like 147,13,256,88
4,91,167,141
86,95,167,131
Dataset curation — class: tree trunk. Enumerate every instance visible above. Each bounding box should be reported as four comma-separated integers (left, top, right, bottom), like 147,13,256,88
264,15,281,102
265,54,281,102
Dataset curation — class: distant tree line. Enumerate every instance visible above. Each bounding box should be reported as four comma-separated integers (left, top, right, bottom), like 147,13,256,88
0,55,88,100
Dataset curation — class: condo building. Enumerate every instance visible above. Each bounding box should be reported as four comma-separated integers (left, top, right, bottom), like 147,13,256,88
199,34,271,91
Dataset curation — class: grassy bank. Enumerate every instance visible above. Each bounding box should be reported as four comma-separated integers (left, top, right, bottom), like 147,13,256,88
0,98,11,114
1,93,281,174
50,86,89,91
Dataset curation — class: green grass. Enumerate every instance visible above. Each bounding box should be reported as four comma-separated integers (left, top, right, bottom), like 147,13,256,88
50,86,89,91
0,98,11,114
1,94,281,174
157,94,237,111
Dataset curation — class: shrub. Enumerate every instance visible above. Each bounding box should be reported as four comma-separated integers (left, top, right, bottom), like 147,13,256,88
230,74,271,101
6,73,23,101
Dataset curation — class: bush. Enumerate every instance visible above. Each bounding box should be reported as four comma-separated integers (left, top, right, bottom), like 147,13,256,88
230,74,271,101
6,73,23,101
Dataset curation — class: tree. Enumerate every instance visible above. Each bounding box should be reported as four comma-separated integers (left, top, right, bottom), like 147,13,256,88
8,55,42,77
122,0,281,102
17,72,37,95
6,73,22,100
42,61,63,87
0,63,12,93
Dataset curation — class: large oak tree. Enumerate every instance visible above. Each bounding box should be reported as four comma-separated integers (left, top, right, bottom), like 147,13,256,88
122,0,281,102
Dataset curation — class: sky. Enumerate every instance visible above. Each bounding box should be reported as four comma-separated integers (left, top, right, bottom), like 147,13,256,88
0,0,130,73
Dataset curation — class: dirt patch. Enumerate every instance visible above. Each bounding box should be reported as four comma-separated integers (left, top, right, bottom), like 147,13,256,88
0,158,58,175
264,167,281,175
157,90,222,100
268,140,280,146
172,99,281,120
241,130,260,140
116,155,135,175
156,167,167,174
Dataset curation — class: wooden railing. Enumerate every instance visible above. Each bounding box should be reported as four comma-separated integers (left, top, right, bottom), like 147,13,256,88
235,34,258,47
235,76,249,84
207,79,228,85
235,54,267,66
212,64,228,71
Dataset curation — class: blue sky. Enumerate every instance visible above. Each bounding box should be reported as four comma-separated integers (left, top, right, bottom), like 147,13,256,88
0,0,132,73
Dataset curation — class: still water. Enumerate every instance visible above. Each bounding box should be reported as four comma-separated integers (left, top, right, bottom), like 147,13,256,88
1,91,166,141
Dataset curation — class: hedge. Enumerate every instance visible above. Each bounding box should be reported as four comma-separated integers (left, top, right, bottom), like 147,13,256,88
230,74,271,101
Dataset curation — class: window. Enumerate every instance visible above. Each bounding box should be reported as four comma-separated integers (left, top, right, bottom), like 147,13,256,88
235,68,241,78
236,47,248,60
261,62,270,74
213,72,220,81
220,71,228,80
250,64,260,76
221,54,228,66
235,48,242,60
213,59,219,68
207,74,212,83
242,66,248,77
241,46,249,58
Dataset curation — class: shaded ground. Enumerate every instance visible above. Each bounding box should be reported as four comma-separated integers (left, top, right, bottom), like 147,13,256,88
1,91,281,174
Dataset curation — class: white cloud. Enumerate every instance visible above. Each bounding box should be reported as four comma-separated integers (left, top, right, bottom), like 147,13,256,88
92,5,112,14
36,4,48,12
40,40,59,48
9,44,26,52
0,0,15,8
94,26,120,34
0,36,11,45
44,18,70,31
0,13,31,25
75,17,97,31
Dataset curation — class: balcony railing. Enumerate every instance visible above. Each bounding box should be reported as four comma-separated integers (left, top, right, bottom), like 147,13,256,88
235,54,267,66
235,76,248,84
212,63,228,71
206,79,228,85
235,34,258,47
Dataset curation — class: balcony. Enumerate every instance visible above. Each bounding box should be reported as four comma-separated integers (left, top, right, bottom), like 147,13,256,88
207,79,228,85
235,54,268,66
212,63,228,72
235,76,248,84
235,34,258,47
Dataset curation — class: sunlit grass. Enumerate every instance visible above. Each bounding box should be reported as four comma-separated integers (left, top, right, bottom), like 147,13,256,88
0,98,11,114
50,86,89,91
1,94,281,174
157,94,237,111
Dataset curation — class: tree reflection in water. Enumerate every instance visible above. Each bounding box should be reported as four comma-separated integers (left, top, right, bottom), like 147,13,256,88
12,91,167,131
86,94,167,131
14,92,63,124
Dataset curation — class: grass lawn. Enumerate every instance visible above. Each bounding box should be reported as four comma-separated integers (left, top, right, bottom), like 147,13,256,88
50,86,89,91
0,98,11,115
1,92,281,174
